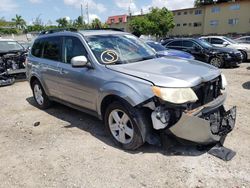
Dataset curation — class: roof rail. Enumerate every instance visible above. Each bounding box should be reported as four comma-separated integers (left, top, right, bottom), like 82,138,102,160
83,28,125,32
39,28,78,35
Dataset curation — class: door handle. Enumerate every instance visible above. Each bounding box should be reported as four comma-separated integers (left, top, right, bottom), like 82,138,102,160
59,68,68,75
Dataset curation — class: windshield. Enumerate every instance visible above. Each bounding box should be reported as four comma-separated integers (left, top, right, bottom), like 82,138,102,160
196,39,213,48
0,41,24,52
223,37,237,44
85,34,156,64
146,42,166,52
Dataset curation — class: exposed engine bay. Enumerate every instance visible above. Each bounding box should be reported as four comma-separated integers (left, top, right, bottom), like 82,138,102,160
0,51,27,87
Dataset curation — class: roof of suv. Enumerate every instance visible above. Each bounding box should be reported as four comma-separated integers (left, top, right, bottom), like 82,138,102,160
80,30,129,36
37,29,129,38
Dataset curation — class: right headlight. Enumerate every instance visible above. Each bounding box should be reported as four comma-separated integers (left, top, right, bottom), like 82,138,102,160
221,73,227,90
152,86,198,104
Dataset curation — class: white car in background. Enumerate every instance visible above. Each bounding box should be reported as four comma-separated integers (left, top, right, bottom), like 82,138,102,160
200,36,250,61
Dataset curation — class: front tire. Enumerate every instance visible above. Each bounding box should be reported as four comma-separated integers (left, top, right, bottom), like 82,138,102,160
239,50,247,62
32,80,51,109
104,101,148,150
210,57,224,68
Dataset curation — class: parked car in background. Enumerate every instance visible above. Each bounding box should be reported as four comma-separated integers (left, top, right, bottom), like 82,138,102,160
200,36,250,61
235,36,250,44
163,38,243,68
0,39,27,86
146,41,194,60
26,29,236,151
19,41,32,50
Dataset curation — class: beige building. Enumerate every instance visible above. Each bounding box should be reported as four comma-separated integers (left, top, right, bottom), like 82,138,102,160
169,0,250,36
107,0,250,36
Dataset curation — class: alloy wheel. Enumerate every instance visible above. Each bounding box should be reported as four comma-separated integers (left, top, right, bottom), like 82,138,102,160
108,109,134,144
34,84,44,105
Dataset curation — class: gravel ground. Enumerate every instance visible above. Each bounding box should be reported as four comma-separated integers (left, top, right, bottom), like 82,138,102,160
0,63,249,188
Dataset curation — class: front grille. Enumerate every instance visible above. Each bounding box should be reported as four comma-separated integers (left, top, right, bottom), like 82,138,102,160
191,76,221,109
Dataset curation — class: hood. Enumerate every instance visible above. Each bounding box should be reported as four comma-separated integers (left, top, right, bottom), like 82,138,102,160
106,57,221,88
158,49,194,59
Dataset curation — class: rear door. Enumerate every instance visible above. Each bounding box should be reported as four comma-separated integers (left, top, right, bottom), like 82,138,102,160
34,37,62,96
55,35,97,110
182,40,205,62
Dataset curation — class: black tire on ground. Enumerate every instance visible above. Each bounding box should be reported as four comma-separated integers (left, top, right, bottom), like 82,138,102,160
209,57,224,68
104,101,150,150
31,80,51,109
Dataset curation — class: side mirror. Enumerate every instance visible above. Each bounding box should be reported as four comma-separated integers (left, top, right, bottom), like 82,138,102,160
223,42,229,46
71,56,88,67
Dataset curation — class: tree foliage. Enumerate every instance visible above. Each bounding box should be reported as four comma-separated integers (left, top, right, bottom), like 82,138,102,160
11,14,26,30
129,7,175,38
0,15,108,34
195,0,230,7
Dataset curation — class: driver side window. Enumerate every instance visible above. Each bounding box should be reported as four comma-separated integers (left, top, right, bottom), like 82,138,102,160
63,36,88,64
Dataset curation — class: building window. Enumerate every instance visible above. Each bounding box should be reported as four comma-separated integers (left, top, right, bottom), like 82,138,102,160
195,9,202,15
211,7,220,13
228,18,239,25
118,17,123,23
210,20,219,27
194,22,202,27
183,23,187,26
177,12,181,15
111,19,114,23
184,11,187,15
230,4,240,10
176,24,180,27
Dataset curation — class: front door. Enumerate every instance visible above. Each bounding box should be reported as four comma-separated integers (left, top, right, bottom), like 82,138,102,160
56,36,97,111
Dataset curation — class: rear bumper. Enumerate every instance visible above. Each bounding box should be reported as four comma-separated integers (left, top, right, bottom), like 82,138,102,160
152,93,236,145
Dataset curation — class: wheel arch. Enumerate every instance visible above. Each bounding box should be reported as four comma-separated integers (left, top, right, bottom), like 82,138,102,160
97,81,154,119
29,74,50,96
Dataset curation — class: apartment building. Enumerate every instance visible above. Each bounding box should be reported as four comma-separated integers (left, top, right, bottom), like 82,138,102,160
107,0,250,36
169,0,250,36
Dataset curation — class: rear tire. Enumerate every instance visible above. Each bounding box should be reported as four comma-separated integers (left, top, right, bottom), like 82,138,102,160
32,80,51,109
104,101,149,150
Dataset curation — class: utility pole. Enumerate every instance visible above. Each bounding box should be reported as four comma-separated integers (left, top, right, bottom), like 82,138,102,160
128,0,132,16
86,2,90,24
81,4,83,18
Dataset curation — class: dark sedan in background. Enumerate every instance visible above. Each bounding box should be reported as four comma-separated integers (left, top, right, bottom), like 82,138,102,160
162,38,243,68
146,41,194,60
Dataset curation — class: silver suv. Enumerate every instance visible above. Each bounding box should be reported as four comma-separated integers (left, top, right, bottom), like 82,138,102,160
26,29,236,150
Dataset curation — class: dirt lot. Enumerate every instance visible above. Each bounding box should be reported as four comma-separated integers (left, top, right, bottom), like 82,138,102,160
0,63,250,188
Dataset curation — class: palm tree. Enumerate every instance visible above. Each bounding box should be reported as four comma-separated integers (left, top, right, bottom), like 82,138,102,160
56,18,68,28
91,18,102,29
12,14,26,30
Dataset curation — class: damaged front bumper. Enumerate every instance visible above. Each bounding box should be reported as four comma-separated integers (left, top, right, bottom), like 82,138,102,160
151,93,236,145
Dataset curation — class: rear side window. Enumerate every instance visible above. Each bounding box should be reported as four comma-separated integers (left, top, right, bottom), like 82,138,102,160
63,36,87,64
43,37,62,61
167,40,182,47
211,38,224,45
31,39,43,58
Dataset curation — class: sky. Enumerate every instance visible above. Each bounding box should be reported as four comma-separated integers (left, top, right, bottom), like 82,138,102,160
0,0,195,25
